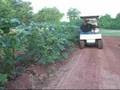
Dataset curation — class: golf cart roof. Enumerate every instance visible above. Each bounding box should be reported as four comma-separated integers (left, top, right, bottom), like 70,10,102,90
80,15,99,25
80,16,99,19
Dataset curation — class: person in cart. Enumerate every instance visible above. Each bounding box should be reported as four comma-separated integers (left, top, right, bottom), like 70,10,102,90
80,19,96,34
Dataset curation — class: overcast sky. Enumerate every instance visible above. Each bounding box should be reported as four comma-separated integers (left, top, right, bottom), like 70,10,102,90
24,0,120,21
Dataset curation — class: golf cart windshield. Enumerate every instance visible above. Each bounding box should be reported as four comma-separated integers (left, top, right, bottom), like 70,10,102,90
80,16,100,34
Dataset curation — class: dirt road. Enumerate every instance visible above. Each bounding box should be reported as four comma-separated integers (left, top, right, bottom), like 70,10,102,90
44,37,120,89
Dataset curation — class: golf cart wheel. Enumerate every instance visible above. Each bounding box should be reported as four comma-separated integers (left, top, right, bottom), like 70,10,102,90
80,40,85,49
97,39,103,49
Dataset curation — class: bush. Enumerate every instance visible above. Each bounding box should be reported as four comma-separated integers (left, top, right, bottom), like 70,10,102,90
0,21,80,87
0,73,8,87
22,22,79,64
0,30,18,77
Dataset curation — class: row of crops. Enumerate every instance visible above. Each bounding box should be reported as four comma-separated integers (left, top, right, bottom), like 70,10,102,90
0,20,80,88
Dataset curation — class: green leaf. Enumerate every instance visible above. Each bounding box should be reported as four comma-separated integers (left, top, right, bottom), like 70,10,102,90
0,73,8,86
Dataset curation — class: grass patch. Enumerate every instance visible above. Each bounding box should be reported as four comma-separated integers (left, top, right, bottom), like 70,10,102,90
101,29,120,37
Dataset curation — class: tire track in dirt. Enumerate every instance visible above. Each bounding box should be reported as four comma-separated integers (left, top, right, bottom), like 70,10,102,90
56,49,101,89
98,37,120,89
44,37,120,89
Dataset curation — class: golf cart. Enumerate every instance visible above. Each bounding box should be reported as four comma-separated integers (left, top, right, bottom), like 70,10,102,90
79,16,103,49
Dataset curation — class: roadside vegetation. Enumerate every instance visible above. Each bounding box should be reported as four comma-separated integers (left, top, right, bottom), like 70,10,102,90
98,14,120,37
99,14,120,29
0,0,120,89
0,0,81,89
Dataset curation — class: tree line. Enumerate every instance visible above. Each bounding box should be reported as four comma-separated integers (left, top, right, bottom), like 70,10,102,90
0,0,81,28
99,13,120,29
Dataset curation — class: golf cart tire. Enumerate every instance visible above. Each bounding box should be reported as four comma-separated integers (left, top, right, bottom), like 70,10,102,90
97,39,103,49
80,40,85,49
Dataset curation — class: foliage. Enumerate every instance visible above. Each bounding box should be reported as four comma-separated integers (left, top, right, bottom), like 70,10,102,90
0,17,21,81
99,14,120,29
0,0,33,25
21,22,79,64
67,8,81,25
12,0,33,24
33,7,64,23
0,29,18,76
0,18,22,87
0,0,80,88
0,73,8,87
0,0,14,19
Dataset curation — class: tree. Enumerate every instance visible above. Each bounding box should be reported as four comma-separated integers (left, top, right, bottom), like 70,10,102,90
116,13,120,19
99,14,112,29
33,7,64,23
114,13,120,29
0,0,33,24
12,0,33,24
0,0,14,19
67,8,80,22
0,0,33,33
67,8,81,26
